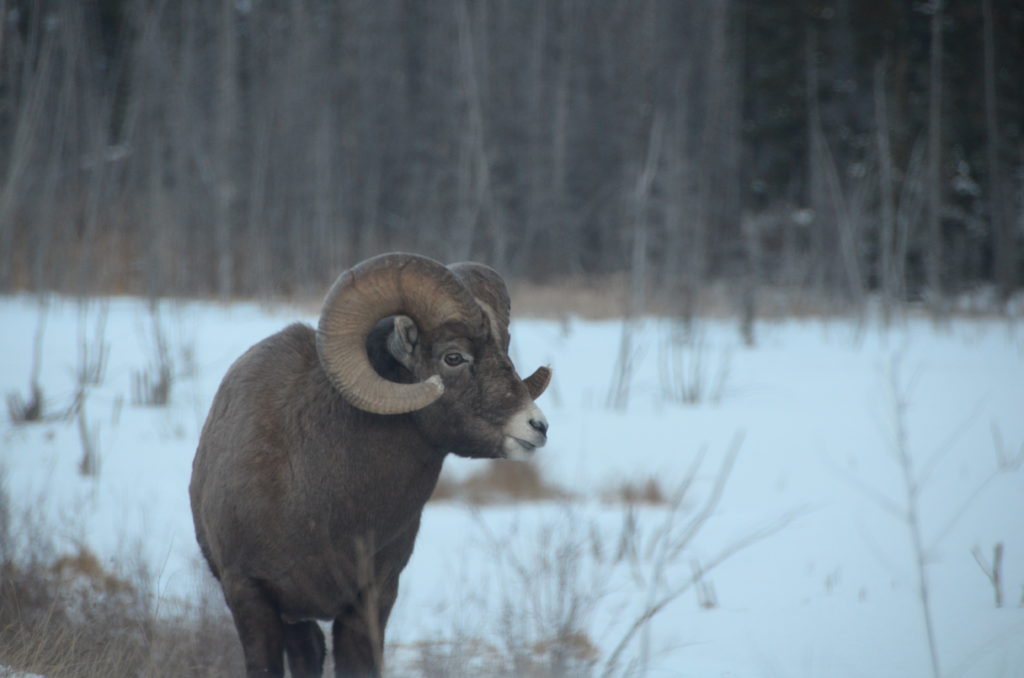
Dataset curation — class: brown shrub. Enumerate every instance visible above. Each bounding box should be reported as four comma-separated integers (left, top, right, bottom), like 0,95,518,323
430,461,573,505
0,474,244,678
601,477,668,505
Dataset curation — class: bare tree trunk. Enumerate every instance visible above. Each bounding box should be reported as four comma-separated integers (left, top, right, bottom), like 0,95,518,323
175,1,202,296
0,20,55,290
983,0,1012,302
0,0,6,60
628,114,662,318
549,3,573,273
739,213,760,347
246,111,272,296
454,0,507,267
128,2,170,300
805,24,827,296
453,0,482,262
925,0,944,309
681,1,728,322
76,70,119,295
874,59,898,323
607,113,662,411
33,11,78,292
662,120,691,310
816,132,864,305
718,0,743,270
312,112,337,288
214,0,239,298
896,138,928,304
519,1,547,275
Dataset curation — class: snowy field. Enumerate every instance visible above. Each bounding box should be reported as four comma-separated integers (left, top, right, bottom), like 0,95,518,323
2,294,1023,677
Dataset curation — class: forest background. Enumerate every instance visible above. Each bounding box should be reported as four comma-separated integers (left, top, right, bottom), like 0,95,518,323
2,0,1023,316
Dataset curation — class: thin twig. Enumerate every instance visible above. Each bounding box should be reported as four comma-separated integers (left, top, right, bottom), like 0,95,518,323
917,396,987,490
669,432,744,557
888,366,942,678
927,470,1000,552
821,451,903,519
600,508,804,678
971,543,1003,608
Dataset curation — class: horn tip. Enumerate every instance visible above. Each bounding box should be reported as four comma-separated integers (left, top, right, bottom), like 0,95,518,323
426,374,445,395
524,365,552,400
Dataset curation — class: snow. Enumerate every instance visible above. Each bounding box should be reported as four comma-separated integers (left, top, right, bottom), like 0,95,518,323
0,668,47,678
2,294,1023,677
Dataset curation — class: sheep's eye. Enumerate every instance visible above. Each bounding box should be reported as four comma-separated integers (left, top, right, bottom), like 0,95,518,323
443,352,466,367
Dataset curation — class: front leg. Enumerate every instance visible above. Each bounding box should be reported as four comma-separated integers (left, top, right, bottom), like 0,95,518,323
221,573,287,678
332,578,399,678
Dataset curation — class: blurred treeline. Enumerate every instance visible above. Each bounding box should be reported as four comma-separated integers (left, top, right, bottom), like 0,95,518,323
1,0,1022,309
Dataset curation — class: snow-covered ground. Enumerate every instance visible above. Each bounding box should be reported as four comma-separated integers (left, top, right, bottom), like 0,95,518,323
2,294,1023,677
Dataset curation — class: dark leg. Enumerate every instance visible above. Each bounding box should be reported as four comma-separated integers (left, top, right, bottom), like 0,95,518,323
331,604,378,678
221,574,286,678
284,621,327,678
332,580,398,678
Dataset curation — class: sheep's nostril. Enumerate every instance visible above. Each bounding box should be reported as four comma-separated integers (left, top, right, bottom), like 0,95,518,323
529,418,548,436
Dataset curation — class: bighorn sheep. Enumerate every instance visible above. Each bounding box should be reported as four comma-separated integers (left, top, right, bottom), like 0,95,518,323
190,253,551,678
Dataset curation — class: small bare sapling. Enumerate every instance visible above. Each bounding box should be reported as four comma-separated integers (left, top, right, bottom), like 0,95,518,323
132,302,175,407
971,542,1004,608
7,296,49,423
658,324,731,406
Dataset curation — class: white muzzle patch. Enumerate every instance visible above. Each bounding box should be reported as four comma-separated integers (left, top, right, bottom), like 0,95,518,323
502,402,549,460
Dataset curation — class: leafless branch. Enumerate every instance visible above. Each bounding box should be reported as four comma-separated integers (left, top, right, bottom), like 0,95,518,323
601,508,803,678
886,364,942,678
971,543,1003,608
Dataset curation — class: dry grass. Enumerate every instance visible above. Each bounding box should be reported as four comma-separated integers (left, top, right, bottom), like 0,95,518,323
430,463,673,507
600,478,668,506
289,274,852,322
5,383,44,424
231,273,1024,338
0,566,244,677
0,477,243,678
510,277,854,320
509,277,632,320
0,551,244,678
430,461,573,505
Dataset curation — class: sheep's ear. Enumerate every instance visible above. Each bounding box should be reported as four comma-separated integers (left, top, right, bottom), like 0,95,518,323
386,315,419,371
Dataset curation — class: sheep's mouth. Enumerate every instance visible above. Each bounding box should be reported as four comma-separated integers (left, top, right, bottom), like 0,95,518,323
501,402,548,460
502,435,540,460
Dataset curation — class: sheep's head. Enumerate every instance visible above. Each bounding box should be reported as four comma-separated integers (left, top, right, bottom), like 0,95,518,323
317,253,550,459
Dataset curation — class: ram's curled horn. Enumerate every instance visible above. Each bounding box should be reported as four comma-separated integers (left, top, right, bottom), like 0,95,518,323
447,262,511,350
317,253,482,415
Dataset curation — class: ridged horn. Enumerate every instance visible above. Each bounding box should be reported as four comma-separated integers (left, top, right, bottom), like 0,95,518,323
317,253,481,415
448,262,511,349
523,365,552,399
449,261,551,399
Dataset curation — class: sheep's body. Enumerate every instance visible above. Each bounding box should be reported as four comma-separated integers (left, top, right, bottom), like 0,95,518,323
190,254,550,678
192,322,440,619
